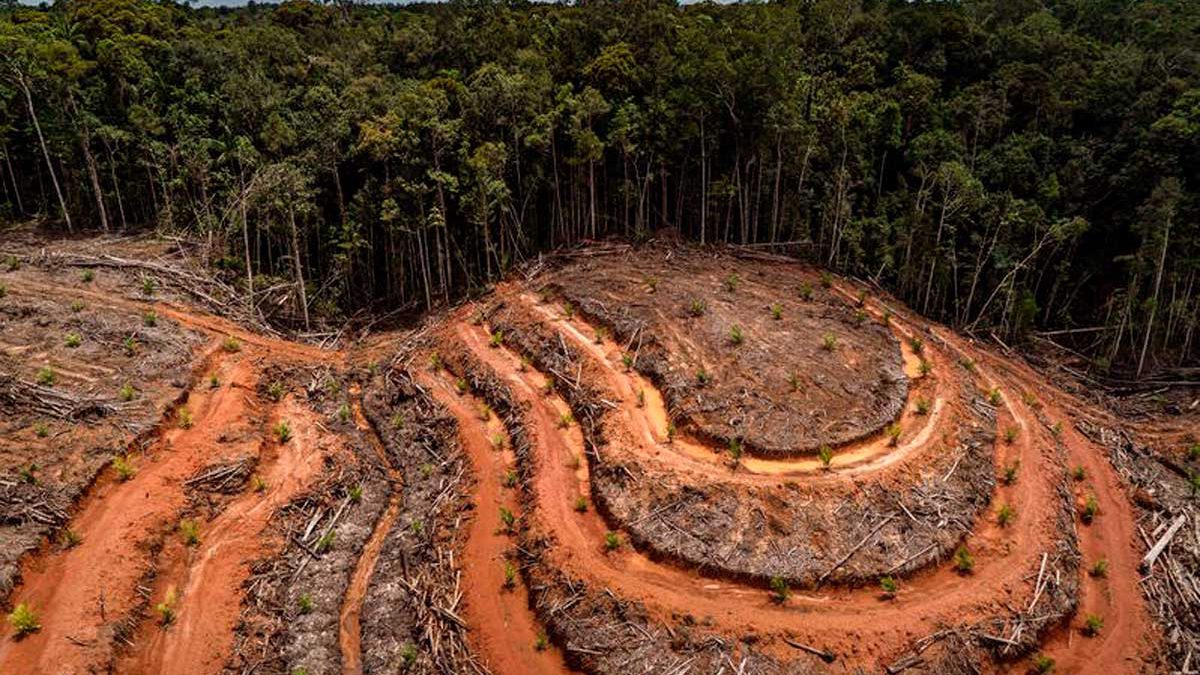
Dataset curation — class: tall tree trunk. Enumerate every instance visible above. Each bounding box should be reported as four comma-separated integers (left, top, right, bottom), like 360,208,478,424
700,115,707,244
288,205,310,331
240,175,254,314
2,142,23,214
1137,213,1171,378
80,132,109,231
16,73,71,230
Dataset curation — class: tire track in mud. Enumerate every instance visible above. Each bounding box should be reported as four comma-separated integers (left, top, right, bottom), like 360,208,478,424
953,338,1154,671
0,278,344,674
116,395,329,674
0,344,250,673
449,287,1138,670
338,385,403,675
519,292,949,479
421,371,575,675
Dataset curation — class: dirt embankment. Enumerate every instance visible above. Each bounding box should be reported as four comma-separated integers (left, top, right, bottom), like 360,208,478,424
0,238,1165,674
544,246,908,456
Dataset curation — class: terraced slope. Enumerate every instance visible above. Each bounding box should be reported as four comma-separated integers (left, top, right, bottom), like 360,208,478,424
0,238,1180,674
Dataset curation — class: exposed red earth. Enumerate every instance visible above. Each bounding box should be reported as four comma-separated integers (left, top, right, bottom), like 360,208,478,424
0,236,1187,675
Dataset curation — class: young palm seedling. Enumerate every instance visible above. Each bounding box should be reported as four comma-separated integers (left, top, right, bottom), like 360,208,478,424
770,302,783,320
155,586,179,626
1080,494,1100,524
886,423,902,446
821,334,837,351
317,530,336,553
1083,613,1104,636
604,531,622,551
953,546,975,574
879,576,898,599
914,397,931,415
36,366,55,386
769,576,790,604
6,603,39,636
113,454,136,481
60,529,82,549
729,324,744,346
274,420,292,443
996,503,1015,527
179,519,200,546
1002,460,1020,486
818,444,834,469
499,507,516,533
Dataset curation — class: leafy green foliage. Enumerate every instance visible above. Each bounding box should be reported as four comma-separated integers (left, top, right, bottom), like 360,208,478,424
0,0,1195,372
769,576,790,604
879,576,898,598
179,519,200,546
1081,494,1100,523
604,531,622,551
953,546,974,574
36,366,55,386
6,603,39,636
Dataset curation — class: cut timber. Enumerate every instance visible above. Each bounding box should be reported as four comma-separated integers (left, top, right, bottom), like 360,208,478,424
1140,514,1186,571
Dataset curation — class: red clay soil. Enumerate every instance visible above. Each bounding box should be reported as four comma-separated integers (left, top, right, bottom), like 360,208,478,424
116,398,329,674
447,276,1156,671
961,344,1155,673
0,242,1161,674
338,386,401,675
0,344,248,672
519,290,944,478
542,247,909,456
420,370,575,675
0,274,344,674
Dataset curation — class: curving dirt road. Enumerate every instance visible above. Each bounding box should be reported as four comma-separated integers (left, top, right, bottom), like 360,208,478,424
434,281,1154,671
0,258,1155,674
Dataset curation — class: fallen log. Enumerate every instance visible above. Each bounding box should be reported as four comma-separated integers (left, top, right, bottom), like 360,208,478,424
1141,514,1187,571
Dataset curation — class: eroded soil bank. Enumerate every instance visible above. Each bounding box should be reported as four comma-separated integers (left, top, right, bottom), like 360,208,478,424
0,237,1176,674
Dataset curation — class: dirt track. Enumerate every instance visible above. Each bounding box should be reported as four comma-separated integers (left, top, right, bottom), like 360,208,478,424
0,242,1164,674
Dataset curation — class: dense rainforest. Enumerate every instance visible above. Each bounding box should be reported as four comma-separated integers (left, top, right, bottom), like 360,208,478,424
0,0,1197,378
